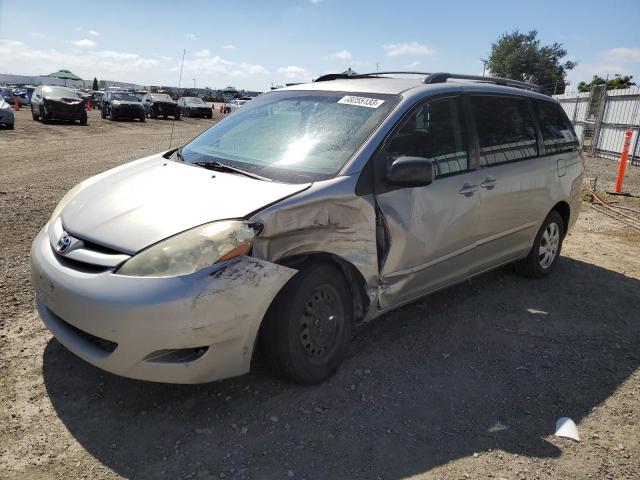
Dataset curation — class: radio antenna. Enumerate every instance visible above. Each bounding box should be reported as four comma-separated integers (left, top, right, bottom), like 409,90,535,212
169,48,186,149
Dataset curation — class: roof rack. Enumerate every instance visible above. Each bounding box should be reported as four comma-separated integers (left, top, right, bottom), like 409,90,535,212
425,72,543,92
314,71,432,82
314,70,544,93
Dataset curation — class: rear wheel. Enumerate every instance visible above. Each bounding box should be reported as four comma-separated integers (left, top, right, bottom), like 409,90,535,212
101,106,107,119
7,123,14,129
261,262,354,385
139,115,145,122
515,210,564,278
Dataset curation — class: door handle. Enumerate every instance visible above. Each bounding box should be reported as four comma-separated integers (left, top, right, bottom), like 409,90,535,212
458,183,479,196
480,177,497,190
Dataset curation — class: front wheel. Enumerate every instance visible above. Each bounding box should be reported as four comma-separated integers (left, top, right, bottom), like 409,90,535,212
31,106,39,121
79,114,87,125
515,210,564,278
261,263,354,385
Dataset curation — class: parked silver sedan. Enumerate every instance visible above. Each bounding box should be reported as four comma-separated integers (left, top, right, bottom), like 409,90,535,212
31,72,583,385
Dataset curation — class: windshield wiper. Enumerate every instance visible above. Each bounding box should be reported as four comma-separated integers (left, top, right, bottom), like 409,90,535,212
192,160,271,181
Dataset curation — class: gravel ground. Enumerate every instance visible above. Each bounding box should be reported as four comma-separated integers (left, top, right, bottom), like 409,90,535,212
1,109,639,480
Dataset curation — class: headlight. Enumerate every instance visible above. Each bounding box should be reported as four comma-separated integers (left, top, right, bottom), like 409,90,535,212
116,220,257,277
0,101,10,110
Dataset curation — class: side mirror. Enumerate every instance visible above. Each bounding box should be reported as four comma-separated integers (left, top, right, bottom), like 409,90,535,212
386,156,434,187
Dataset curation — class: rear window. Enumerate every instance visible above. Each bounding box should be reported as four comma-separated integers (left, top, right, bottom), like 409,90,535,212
470,95,538,165
532,99,579,153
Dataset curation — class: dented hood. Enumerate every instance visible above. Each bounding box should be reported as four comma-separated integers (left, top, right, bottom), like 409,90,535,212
60,154,310,254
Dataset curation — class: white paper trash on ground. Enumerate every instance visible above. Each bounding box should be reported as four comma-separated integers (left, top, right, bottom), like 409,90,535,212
555,417,580,442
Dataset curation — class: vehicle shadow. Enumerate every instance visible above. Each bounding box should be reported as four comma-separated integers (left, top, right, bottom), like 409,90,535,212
42,257,640,479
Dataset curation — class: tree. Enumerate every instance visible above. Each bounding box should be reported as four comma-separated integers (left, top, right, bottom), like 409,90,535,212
487,30,576,93
578,74,636,92
92,77,99,91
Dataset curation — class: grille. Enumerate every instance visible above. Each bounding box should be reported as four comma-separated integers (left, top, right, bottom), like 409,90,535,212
53,309,118,353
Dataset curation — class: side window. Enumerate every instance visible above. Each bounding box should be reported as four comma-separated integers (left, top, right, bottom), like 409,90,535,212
532,99,579,153
386,97,468,178
470,95,538,165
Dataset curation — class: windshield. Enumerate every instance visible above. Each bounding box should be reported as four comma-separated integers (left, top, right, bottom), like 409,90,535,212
151,93,173,102
112,93,140,102
185,97,205,105
43,87,79,99
181,90,398,183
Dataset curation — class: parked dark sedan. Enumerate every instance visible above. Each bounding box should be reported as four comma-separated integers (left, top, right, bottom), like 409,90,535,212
177,96,213,118
142,93,180,120
101,91,145,121
30,86,87,124
0,88,13,104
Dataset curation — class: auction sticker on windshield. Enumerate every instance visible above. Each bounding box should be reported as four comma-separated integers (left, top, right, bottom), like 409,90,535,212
338,96,385,108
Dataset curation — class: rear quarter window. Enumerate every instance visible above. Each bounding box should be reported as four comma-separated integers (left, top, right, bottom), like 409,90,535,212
532,99,579,154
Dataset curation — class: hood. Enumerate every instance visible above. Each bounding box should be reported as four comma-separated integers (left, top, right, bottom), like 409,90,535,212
113,100,142,106
45,96,82,104
60,154,310,254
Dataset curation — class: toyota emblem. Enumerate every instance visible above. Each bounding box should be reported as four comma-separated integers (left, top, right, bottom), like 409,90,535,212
56,233,72,254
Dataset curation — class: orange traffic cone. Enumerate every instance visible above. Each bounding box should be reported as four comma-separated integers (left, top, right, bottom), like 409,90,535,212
219,104,223,113
86,100,91,111
13,98,20,111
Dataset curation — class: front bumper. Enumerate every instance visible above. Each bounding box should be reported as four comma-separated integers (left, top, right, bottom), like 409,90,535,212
45,101,85,120
112,105,144,118
30,225,296,383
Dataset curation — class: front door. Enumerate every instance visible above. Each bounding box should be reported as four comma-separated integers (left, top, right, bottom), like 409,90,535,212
374,95,482,309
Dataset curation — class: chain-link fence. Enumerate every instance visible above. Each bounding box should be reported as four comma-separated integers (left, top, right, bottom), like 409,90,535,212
553,86,640,166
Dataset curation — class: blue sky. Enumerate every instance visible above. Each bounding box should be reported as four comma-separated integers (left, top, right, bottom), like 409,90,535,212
0,0,639,91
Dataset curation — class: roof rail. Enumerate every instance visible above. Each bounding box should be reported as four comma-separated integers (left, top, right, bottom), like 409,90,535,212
314,71,432,82
313,70,545,93
424,72,543,92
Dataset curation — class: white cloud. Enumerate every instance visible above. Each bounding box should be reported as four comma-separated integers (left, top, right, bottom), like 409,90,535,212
72,39,96,48
88,30,101,37
0,40,160,83
74,26,83,32
222,44,236,50
598,47,640,64
324,49,352,61
382,41,434,57
180,51,268,77
310,0,324,3
185,33,198,41
405,60,421,68
277,65,311,79
29,32,45,39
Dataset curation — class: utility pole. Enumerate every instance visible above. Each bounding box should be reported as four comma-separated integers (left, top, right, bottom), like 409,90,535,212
480,58,488,76
376,61,379,73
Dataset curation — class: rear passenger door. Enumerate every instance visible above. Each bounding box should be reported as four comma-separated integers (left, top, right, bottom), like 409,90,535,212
468,94,550,274
374,95,484,309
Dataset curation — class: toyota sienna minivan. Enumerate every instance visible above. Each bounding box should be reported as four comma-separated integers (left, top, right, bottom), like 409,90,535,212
31,72,583,385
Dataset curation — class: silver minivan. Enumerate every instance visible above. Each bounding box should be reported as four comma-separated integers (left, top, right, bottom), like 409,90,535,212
31,72,584,385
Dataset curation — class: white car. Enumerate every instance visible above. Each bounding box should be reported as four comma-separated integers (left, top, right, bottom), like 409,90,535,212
228,98,250,113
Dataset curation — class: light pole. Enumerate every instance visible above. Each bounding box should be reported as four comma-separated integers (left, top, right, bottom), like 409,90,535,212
480,58,488,77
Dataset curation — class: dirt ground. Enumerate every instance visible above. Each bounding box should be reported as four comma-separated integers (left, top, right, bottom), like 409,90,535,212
1,108,639,480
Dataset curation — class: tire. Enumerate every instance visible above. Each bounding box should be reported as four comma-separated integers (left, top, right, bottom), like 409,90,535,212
175,114,181,121
101,106,107,119
8,123,14,130
261,262,354,385
41,106,48,123
109,108,117,121
515,210,564,278
139,115,145,122
31,106,39,121
79,114,87,125
151,110,157,119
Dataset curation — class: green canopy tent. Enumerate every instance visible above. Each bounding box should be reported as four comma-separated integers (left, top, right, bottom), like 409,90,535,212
47,69,82,86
